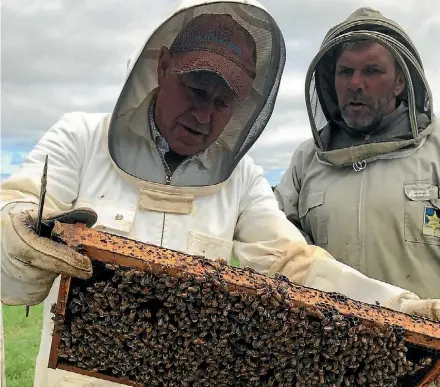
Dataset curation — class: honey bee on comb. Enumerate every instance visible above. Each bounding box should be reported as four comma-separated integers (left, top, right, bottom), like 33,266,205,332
48,223,440,387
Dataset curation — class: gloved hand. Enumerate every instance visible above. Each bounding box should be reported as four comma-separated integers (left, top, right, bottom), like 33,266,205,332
1,204,97,306
400,298,440,321
268,243,334,284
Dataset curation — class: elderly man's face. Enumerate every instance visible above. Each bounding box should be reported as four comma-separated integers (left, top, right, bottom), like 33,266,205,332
334,42,405,131
155,47,239,156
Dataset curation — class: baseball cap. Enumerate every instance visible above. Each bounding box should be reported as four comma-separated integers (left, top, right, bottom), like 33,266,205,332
169,13,257,100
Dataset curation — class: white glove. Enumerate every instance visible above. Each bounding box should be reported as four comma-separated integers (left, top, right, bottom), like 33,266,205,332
268,243,333,284
1,203,97,306
400,298,440,321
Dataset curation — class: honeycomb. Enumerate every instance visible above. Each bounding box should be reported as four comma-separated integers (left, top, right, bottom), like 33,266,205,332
48,223,440,387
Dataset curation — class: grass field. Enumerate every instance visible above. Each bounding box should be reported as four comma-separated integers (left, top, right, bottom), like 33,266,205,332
3,304,44,387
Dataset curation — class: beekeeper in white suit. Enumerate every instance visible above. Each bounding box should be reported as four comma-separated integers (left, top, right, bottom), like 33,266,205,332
1,1,439,386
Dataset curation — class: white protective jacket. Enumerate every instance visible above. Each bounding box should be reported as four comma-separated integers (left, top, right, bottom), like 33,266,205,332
0,1,426,387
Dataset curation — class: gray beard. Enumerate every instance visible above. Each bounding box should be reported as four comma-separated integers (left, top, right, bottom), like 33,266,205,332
342,110,385,134
341,99,393,134
340,88,397,133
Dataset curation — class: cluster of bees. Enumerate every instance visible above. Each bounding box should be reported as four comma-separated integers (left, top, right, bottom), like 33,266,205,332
51,260,435,386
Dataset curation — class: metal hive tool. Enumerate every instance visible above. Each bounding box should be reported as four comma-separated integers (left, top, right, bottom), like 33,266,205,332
47,222,440,387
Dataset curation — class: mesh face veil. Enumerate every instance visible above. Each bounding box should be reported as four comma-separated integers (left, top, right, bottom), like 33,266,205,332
108,1,285,187
304,7,433,159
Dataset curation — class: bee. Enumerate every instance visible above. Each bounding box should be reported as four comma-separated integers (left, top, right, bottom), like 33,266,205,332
419,357,432,366
273,272,290,282
214,258,228,266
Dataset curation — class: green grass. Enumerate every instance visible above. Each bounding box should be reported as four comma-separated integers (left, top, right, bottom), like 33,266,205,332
3,304,44,387
230,254,240,268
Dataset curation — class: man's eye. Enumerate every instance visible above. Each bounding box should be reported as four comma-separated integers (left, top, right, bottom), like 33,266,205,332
337,68,353,76
188,86,204,97
365,68,380,75
215,99,228,109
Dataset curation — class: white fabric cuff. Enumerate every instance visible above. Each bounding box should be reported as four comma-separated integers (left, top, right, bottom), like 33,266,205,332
1,251,56,305
1,270,55,306
303,258,420,311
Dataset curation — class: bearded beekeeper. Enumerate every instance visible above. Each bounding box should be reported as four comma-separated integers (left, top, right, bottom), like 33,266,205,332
274,7,440,302
1,2,439,386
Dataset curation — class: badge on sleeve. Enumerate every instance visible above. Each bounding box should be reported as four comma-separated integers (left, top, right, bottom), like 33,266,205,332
423,206,440,237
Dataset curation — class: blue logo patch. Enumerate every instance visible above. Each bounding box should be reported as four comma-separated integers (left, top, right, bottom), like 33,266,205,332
423,206,440,237
195,32,242,55
178,31,242,56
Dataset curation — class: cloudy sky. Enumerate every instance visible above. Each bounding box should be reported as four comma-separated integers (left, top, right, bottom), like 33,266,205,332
2,0,439,185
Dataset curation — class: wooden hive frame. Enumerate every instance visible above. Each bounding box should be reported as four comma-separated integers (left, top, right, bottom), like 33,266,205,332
48,222,440,386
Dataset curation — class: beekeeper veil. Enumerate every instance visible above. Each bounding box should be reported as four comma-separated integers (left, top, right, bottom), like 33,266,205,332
108,0,285,187
304,7,434,166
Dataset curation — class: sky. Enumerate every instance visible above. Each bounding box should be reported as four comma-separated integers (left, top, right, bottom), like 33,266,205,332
1,0,440,185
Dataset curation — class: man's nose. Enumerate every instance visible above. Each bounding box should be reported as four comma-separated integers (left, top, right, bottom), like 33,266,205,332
348,70,364,90
191,103,213,124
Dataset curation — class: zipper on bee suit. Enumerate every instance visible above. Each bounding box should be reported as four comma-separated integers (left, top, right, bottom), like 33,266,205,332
353,160,367,272
160,174,171,246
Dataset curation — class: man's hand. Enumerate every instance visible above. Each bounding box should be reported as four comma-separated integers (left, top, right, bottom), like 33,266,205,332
1,205,97,305
268,243,333,285
401,298,440,321
5,207,97,277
